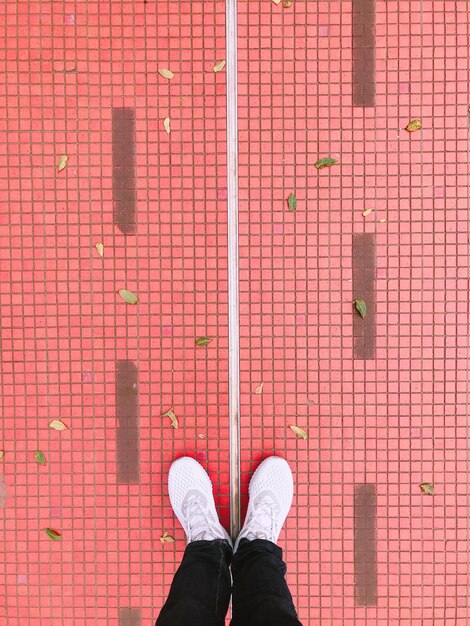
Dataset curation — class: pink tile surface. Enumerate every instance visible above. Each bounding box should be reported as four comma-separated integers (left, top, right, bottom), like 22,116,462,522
0,0,228,623
238,0,470,624
1,0,470,624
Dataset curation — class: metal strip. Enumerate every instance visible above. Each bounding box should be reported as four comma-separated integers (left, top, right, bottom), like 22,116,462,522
226,0,240,540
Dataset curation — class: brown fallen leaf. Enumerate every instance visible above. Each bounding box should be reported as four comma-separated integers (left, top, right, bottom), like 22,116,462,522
119,289,138,304
420,482,434,495
158,68,174,79
162,408,178,429
213,60,226,73
406,119,422,132
95,242,104,257
49,420,67,431
44,528,61,540
163,117,171,135
290,425,308,440
57,155,68,172
255,382,264,394
160,531,175,544
283,1,293,7
0,451,4,460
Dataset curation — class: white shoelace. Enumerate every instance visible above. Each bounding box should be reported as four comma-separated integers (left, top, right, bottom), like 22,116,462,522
243,495,280,541
182,494,221,542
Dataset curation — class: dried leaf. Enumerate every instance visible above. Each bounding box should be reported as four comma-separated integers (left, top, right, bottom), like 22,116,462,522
162,408,178,429
158,68,174,79
195,337,212,346
255,382,264,394
0,451,4,460
164,117,171,135
160,531,175,544
119,289,138,305
57,155,68,172
354,299,367,319
379,218,387,223
420,482,435,495
406,119,422,132
198,433,206,439
283,1,293,6
34,451,47,466
213,59,226,73
315,157,336,169
287,193,297,212
272,0,282,4
95,242,104,257
290,425,308,440
362,208,373,217
44,528,61,540
49,419,67,431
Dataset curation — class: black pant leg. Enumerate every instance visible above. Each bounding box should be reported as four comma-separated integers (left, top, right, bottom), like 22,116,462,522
156,539,232,626
230,539,303,626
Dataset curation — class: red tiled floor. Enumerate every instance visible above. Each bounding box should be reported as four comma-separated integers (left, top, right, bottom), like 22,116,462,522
1,0,470,624
0,0,228,623
238,0,470,624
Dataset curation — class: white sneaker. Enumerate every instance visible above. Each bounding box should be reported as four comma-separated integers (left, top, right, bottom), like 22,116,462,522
234,456,294,552
168,456,233,547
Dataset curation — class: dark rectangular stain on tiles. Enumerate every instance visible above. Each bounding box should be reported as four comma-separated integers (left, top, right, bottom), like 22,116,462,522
352,0,376,107
118,608,141,626
352,233,376,359
354,483,377,606
112,107,136,234
116,360,140,483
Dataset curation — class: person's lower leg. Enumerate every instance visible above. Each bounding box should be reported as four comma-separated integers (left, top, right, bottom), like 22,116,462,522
156,539,232,626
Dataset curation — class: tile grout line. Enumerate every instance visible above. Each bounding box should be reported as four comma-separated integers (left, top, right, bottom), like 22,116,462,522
226,0,240,540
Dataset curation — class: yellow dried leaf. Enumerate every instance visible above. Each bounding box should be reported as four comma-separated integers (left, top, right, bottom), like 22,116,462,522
163,117,171,135
213,59,226,73
57,155,68,172
420,482,435,495
95,242,104,257
272,0,282,4
362,208,373,217
49,420,67,431
255,382,264,394
158,68,174,79
160,531,175,544
290,425,308,440
406,119,422,132
162,408,178,429
283,1,293,6
119,289,138,305
379,218,386,223
0,451,4,460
